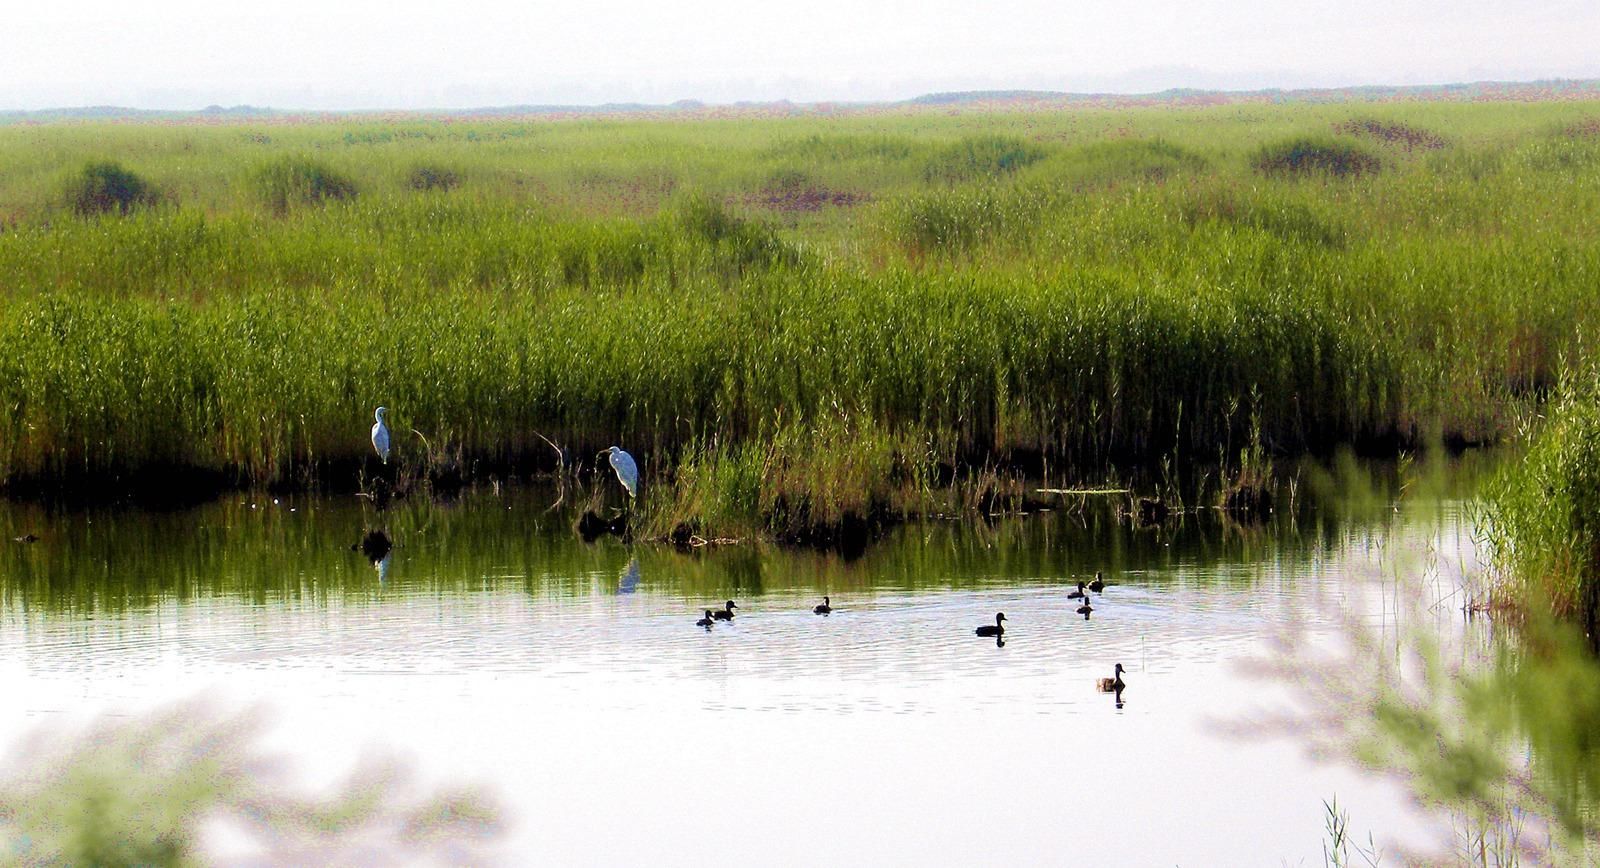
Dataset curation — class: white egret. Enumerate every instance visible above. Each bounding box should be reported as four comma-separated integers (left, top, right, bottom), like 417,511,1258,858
371,407,391,464
600,446,639,499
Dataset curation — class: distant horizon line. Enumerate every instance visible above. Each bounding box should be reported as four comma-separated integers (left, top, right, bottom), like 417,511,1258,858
5,77,1600,119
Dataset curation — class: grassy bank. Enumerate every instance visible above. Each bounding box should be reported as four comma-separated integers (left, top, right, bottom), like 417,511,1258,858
1482,368,1600,638
2,100,1599,539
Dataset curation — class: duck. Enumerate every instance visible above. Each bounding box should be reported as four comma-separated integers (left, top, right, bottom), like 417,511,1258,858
813,596,832,615
1088,571,1105,593
975,612,1007,637
713,600,739,620
1077,598,1093,616
1067,581,1087,600
1096,663,1126,692
696,609,716,628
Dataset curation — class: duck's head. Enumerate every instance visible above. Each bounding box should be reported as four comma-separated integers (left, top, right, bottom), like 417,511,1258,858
726,600,738,609
823,596,830,605
995,612,1007,623
1114,663,1125,675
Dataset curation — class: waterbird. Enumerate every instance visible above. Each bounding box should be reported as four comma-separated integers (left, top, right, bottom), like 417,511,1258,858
600,446,639,500
814,596,832,615
13,533,38,544
1077,598,1093,617
714,600,738,620
1096,663,1126,692
1067,581,1087,600
696,610,716,628
371,407,391,464
1088,571,1105,593
975,612,1007,637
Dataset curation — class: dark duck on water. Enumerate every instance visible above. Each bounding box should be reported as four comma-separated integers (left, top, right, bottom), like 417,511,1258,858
975,612,1007,637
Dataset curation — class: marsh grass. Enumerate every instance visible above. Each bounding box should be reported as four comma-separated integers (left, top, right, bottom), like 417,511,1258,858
2,100,1599,539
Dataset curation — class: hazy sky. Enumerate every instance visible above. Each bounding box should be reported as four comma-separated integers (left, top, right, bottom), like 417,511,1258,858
4,0,1599,110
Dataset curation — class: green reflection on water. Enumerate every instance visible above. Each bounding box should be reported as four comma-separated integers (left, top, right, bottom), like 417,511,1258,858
0,450,1494,617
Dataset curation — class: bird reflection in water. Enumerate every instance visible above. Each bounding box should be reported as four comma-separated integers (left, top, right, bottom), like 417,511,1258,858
995,635,1006,649
617,558,640,595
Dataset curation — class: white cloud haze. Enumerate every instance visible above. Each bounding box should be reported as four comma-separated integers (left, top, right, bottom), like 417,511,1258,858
3,0,1598,109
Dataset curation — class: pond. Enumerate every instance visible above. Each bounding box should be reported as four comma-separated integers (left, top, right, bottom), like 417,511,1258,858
0,453,1530,863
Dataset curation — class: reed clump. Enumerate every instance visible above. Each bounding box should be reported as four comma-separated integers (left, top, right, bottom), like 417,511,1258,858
65,160,159,216
252,155,357,214
1482,368,1600,637
1252,136,1383,177
408,164,461,192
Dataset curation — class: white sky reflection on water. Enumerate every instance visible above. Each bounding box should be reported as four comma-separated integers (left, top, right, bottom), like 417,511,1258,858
0,497,1484,864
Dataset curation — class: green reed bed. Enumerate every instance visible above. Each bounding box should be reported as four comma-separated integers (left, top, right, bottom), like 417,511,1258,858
1482,368,1600,634
1,100,1599,540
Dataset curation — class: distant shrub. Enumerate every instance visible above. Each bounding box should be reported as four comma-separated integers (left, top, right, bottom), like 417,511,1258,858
408,164,461,192
252,156,357,214
1252,137,1382,178
923,135,1046,184
66,161,158,216
1334,118,1447,150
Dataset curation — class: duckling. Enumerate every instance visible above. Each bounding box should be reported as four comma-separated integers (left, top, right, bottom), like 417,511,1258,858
1096,663,1126,692
713,600,739,620
1088,571,1105,593
975,612,1007,637
696,610,716,628
1077,598,1093,616
813,596,832,615
1067,581,1087,600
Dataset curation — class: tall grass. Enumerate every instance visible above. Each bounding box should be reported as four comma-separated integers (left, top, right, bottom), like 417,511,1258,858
1,100,1598,540
1481,367,1600,634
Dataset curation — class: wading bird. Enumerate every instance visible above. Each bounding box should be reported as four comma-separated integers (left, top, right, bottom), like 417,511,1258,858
600,446,639,500
976,612,1006,637
371,407,391,464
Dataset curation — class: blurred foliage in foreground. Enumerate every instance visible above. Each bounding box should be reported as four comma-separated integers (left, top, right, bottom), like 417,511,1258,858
0,703,500,865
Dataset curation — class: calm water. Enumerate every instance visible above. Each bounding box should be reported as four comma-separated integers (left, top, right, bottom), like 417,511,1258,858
0,456,1500,864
